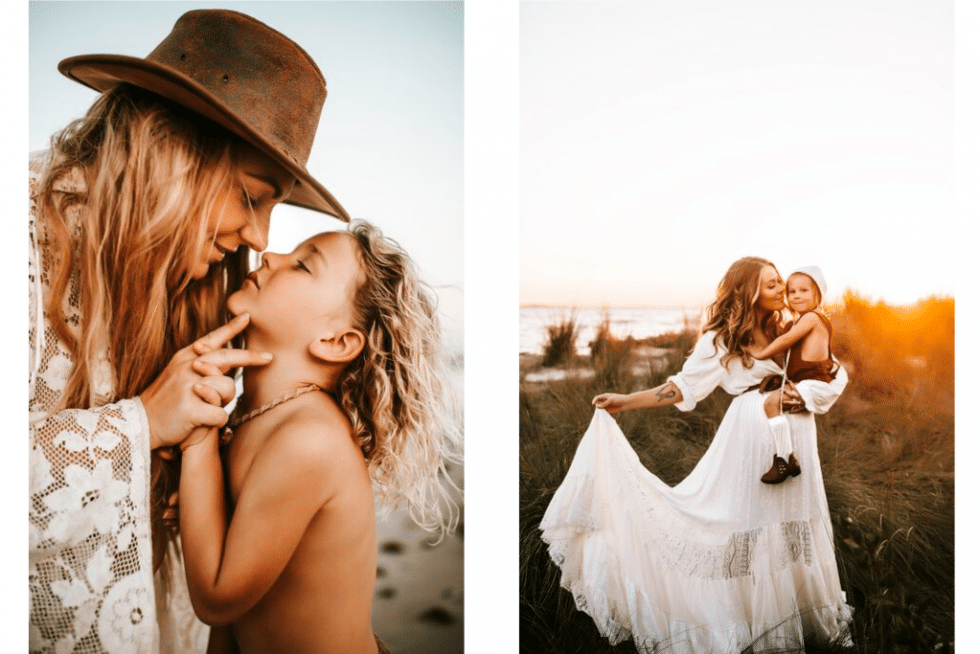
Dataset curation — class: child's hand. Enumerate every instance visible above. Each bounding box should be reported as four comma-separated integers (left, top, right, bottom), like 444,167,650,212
139,313,272,452
592,393,629,413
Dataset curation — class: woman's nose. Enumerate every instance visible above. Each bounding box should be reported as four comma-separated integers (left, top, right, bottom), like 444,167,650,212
241,225,268,252
240,213,270,252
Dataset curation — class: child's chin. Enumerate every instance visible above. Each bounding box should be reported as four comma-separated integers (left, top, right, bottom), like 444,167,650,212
226,292,248,315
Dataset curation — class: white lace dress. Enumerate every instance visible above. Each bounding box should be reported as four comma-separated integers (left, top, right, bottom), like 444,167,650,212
540,330,853,653
29,159,208,654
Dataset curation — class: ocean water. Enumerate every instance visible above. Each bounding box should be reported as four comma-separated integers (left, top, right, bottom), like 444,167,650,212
520,306,703,356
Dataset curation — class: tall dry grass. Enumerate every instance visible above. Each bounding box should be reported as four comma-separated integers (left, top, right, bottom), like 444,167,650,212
519,295,954,654
541,313,580,368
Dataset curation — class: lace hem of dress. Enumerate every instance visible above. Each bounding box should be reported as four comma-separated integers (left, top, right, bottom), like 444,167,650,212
545,469,818,583
543,520,854,653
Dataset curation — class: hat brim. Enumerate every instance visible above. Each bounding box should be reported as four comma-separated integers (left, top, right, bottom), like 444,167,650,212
59,54,350,222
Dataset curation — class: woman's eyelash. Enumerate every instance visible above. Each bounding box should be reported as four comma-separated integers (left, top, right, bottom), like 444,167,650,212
242,190,260,209
295,260,311,272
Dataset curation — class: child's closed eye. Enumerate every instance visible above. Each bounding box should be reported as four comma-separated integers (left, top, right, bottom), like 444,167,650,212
295,260,311,273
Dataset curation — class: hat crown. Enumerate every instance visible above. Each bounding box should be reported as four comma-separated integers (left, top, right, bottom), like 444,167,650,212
57,8,347,218
145,9,325,167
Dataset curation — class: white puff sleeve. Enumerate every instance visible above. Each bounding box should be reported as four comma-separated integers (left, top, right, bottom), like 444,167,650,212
666,331,728,412
795,362,849,414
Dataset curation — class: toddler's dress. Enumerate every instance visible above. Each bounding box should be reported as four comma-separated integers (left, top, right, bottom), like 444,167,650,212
539,329,852,653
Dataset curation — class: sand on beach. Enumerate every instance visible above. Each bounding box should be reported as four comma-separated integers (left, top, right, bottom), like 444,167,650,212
371,365,463,653
371,458,464,654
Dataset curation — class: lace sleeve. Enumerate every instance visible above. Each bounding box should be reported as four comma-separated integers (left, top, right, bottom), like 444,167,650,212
29,171,160,653
666,331,727,412
30,405,160,653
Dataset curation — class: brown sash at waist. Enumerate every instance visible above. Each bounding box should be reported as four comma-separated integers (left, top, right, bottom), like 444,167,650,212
745,373,784,395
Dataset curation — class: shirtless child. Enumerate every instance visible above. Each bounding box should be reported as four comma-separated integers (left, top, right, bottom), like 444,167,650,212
178,221,459,653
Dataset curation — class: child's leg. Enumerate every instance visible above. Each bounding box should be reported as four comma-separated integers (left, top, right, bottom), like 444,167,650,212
768,414,792,461
762,414,799,483
765,396,780,419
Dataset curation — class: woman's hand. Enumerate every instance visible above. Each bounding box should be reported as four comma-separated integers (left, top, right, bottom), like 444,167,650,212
782,381,808,413
592,393,630,413
139,313,272,451
764,381,808,416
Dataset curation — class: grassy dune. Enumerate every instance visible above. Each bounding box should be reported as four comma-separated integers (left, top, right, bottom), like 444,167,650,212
519,295,954,654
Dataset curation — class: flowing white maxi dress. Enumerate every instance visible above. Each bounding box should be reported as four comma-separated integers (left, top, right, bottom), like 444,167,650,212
540,331,853,654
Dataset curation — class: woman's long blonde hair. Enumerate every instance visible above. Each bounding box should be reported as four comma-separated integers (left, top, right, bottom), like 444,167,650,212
36,84,249,565
701,256,783,369
338,220,461,538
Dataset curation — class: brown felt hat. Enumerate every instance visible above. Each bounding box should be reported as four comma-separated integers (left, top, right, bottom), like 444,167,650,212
58,9,349,221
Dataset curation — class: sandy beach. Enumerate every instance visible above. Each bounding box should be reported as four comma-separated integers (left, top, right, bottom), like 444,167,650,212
372,458,464,654
372,366,464,654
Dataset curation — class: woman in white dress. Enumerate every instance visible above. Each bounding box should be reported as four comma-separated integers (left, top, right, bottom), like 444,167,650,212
30,10,348,653
540,257,853,653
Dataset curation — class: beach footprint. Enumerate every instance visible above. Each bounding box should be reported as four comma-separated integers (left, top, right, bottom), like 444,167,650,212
417,606,456,626
380,540,405,555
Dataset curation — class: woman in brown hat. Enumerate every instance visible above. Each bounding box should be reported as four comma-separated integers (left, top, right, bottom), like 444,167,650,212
29,10,347,653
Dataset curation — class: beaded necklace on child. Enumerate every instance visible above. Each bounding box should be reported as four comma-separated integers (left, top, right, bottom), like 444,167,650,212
221,383,321,445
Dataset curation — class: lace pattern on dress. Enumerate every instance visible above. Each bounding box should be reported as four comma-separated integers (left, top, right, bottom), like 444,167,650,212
28,163,206,654
620,456,813,580
546,521,846,654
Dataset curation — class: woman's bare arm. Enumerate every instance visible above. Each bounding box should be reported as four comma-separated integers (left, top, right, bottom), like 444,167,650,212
592,381,684,413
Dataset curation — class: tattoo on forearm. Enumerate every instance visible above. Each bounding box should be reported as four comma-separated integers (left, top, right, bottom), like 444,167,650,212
656,383,677,401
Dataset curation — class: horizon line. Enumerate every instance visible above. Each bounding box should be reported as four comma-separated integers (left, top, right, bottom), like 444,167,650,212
520,291,955,311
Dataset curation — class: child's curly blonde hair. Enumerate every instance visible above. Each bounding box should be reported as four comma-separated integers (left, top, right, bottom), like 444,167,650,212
337,220,461,536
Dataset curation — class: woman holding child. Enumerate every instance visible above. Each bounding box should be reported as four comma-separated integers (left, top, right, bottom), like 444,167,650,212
29,9,349,652
541,257,853,653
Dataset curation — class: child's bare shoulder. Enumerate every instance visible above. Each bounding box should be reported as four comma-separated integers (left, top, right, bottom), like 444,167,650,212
257,394,367,489
796,312,824,328
784,311,820,332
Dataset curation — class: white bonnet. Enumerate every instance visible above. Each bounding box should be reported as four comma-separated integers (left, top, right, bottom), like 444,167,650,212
788,266,827,302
